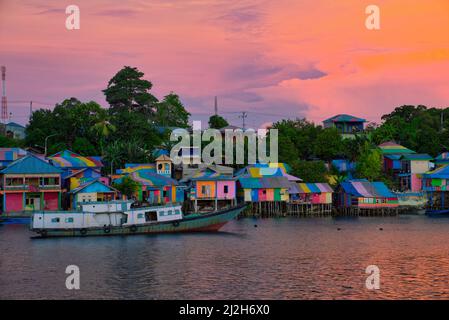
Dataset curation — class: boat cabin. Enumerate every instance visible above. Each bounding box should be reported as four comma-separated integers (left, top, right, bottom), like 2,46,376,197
32,201,183,230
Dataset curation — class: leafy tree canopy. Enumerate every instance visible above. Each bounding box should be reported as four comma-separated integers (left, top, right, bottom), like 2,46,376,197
155,92,191,128
208,114,229,129
103,66,158,117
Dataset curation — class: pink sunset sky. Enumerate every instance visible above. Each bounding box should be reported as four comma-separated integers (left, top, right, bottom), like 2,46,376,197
0,0,448,128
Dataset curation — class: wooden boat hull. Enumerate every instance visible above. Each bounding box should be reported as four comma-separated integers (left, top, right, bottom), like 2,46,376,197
31,204,246,238
425,208,449,216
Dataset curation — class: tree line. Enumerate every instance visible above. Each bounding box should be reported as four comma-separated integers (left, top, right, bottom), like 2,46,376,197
0,66,447,185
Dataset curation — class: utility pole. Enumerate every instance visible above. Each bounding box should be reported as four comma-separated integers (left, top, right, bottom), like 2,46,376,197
214,96,218,116
30,101,33,118
239,111,248,130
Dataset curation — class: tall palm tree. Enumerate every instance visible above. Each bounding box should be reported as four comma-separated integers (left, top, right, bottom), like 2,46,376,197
91,119,117,154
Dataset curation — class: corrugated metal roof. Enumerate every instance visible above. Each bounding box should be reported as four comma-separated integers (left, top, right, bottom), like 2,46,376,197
323,114,366,123
341,180,396,198
378,141,416,155
0,155,62,174
297,183,333,194
435,152,449,161
48,150,103,168
70,179,117,194
401,153,432,161
423,165,449,179
126,169,179,187
288,182,300,194
239,176,291,189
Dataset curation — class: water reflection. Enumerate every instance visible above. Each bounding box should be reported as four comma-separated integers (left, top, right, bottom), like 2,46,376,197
1,216,449,299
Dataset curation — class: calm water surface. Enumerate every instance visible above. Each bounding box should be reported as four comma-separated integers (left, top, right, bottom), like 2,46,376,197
1,215,449,299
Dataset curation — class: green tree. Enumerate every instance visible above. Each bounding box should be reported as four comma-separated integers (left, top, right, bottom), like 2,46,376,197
72,137,97,156
313,127,343,161
113,176,140,199
0,134,23,147
155,92,190,128
103,66,158,117
208,115,229,129
290,160,328,182
355,143,383,181
25,98,107,155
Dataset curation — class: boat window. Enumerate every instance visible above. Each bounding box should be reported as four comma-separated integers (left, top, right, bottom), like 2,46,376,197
175,209,181,215
65,217,74,223
167,210,173,215
51,217,60,223
145,211,158,222
137,213,144,219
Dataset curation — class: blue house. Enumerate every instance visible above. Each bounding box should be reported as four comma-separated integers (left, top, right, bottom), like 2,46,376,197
5,122,26,139
0,148,27,169
69,179,118,209
0,155,62,213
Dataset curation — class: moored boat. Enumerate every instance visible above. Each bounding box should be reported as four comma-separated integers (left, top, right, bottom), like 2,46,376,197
30,200,246,238
425,208,449,216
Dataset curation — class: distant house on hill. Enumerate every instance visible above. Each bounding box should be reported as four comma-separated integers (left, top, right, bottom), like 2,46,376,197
5,122,26,139
323,114,366,138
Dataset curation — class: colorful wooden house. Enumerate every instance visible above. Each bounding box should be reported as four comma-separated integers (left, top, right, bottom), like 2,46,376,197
238,176,290,202
422,165,449,211
69,179,118,209
236,163,300,203
47,150,103,180
0,155,62,213
293,183,333,204
66,167,108,190
378,141,432,191
323,114,366,138
335,180,399,212
155,155,172,177
62,168,111,209
434,152,449,166
114,165,184,205
0,148,27,169
182,166,236,212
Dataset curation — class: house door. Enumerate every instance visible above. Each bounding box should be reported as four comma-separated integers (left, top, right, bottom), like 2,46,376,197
25,193,41,211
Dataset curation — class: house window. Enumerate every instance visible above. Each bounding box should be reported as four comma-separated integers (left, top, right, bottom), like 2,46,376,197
158,164,163,170
263,190,266,194
224,185,229,194
201,185,211,196
163,190,168,198
145,211,158,221
51,218,60,223
65,217,74,223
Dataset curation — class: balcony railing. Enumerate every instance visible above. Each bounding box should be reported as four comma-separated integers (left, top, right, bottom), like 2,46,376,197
1,184,60,191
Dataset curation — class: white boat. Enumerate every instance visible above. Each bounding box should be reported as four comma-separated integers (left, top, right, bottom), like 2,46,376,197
30,200,246,237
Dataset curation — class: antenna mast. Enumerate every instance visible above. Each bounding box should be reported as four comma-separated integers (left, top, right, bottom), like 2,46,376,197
1,66,7,125
214,96,218,116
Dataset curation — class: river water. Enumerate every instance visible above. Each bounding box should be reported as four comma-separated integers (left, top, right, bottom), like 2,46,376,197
1,215,449,299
